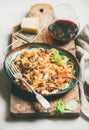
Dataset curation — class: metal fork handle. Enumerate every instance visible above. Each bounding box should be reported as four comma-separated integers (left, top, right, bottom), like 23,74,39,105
21,78,37,95
21,78,50,109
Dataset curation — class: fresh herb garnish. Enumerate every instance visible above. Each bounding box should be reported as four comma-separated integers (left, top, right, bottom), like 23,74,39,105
52,52,61,63
65,100,80,110
55,101,65,114
55,100,80,114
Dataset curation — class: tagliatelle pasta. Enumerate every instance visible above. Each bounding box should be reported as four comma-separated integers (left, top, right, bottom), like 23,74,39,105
13,47,75,94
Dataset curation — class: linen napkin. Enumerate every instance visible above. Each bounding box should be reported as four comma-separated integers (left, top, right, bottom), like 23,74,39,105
75,24,89,118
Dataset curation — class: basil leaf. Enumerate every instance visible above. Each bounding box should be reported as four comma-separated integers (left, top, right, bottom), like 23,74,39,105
55,101,65,114
65,100,79,110
52,52,61,63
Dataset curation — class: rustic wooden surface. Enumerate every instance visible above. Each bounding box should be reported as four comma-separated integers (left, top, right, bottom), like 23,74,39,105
10,3,80,118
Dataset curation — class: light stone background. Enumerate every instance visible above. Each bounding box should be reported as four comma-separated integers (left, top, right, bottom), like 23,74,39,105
0,0,89,130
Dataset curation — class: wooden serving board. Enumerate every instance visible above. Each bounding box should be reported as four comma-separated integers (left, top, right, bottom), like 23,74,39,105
10,4,80,118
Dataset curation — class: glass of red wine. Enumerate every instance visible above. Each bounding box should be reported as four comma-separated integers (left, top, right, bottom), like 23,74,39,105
48,4,80,44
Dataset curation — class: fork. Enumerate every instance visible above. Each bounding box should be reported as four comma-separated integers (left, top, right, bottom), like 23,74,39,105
7,62,50,109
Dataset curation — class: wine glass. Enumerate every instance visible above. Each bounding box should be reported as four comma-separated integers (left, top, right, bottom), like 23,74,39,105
48,3,80,44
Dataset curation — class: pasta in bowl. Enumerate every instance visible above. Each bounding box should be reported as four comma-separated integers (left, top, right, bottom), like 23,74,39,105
4,43,80,96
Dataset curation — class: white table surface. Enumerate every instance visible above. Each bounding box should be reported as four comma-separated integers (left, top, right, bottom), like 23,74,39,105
0,0,89,130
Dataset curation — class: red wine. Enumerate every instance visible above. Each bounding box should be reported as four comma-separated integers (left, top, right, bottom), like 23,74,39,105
48,20,79,43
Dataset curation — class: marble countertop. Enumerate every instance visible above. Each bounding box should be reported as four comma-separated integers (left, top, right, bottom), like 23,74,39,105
0,0,89,130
